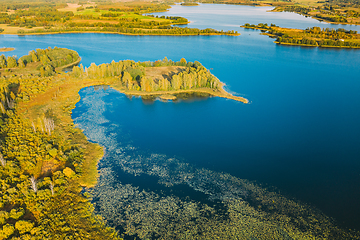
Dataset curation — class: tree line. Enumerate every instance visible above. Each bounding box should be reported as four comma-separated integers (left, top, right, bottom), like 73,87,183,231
0,47,80,77
23,25,239,36
72,57,221,92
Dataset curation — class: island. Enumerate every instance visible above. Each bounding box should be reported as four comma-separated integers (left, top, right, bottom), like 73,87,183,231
0,47,247,239
242,23,360,48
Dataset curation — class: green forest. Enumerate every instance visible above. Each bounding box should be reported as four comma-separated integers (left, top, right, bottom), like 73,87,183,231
72,58,221,92
1,47,80,77
273,5,360,24
0,48,122,239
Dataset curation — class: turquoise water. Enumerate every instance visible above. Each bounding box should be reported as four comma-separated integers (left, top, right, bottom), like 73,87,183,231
2,4,360,232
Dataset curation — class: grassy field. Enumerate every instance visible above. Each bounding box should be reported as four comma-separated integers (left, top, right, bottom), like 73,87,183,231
291,0,322,7
145,66,187,81
0,61,42,76
0,24,46,34
72,8,171,23
57,3,96,14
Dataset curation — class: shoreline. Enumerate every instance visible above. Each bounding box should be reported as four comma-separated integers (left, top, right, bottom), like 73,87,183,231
274,41,360,49
271,8,360,26
111,84,249,103
242,26,360,49
0,30,240,37
19,75,248,186
56,57,82,71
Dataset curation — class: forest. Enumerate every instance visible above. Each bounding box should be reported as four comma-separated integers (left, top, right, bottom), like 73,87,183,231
72,58,221,92
273,5,359,24
0,48,122,239
1,47,80,78
242,23,360,48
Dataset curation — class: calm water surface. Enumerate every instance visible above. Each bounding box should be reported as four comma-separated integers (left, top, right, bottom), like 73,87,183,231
1,4,360,231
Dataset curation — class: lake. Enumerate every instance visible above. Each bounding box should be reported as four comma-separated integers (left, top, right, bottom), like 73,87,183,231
2,3,360,237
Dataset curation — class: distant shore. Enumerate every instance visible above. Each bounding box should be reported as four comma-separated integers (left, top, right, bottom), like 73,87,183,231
1,30,240,37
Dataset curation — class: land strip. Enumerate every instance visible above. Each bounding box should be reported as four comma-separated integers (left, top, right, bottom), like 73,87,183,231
0,47,15,52
242,23,360,48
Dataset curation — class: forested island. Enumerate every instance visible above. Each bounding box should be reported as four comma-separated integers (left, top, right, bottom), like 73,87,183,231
242,23,360,48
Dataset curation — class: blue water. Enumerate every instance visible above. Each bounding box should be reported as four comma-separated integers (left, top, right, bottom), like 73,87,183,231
2,4,360,231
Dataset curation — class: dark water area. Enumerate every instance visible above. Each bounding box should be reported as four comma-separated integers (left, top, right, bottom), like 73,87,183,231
2,4,360,232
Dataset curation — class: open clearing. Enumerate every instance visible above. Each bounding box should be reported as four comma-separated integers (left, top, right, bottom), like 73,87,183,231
145,66,186,81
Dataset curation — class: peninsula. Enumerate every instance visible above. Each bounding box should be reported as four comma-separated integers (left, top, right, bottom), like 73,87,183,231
242,23,360,48
71,58,248,103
